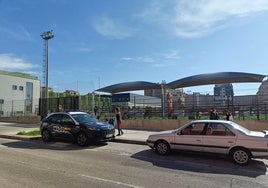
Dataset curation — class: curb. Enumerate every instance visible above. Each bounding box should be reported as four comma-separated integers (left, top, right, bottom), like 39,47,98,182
111,138,147,145
0,135,41,141
0,134,147,145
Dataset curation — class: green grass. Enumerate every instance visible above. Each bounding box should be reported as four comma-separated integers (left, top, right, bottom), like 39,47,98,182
17,130,40,136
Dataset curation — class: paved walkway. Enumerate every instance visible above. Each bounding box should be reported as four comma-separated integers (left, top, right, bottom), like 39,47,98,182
0,122,156,145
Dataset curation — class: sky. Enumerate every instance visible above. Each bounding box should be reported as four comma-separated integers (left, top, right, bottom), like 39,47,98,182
0,0,268,96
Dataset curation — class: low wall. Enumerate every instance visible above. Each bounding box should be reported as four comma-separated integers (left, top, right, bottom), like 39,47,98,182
0,116,41,124
121,119,268,132
0,116,267,131
121,119,184,131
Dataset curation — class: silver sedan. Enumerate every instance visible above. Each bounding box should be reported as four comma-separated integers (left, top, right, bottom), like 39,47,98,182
146,120,268,165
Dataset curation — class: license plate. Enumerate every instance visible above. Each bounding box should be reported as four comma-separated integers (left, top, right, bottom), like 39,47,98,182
106,134,113,138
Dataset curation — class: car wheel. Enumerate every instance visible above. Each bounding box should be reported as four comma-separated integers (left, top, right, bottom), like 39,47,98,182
155,140,170,155
230,147,251,165
77,132,89,146
42,129,52,142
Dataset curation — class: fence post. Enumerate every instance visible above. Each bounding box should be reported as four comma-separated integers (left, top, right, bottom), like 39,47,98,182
11,100,14,117
161,80,166,119
265,103,267,120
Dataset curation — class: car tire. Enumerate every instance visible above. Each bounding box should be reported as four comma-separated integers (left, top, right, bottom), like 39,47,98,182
77,132,89,146
155,140,170,155
230,147,251,165
42,129,52,142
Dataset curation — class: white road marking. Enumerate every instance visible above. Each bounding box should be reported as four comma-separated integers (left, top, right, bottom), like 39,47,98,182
80,174,144,188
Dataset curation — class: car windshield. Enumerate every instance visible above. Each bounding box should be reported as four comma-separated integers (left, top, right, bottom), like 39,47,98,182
229,121,251,134
70,113,97,124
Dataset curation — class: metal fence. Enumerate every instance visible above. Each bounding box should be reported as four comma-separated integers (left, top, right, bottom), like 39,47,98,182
38,95,112,119
0,99,39,117
111,103,268,121
1,94,267,121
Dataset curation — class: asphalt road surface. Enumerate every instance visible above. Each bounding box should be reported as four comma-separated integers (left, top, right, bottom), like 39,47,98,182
0,138,268,188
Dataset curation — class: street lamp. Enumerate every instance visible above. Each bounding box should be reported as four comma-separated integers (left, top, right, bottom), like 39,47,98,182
41,30,54,114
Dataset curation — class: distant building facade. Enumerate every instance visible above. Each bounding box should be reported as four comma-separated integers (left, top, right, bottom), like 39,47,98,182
0,70,40,116
214,84,234,107
145,88,185,107
257,80,268,104
233,95,257,115
185,93,214,109
111,93,162,118
112,93,161,108
144,88,162,98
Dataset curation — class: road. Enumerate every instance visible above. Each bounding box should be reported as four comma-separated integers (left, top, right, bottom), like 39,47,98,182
0,138,268,188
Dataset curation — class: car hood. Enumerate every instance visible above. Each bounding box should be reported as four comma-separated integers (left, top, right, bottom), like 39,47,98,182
248,131,266,137
82,121,114,130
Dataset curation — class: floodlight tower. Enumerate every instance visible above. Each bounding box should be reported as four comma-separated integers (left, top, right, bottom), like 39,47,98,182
41,30,54,113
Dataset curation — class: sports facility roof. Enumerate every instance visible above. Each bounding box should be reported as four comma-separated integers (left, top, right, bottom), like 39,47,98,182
166,72,266,89
96,72,266,94
96,81,161,94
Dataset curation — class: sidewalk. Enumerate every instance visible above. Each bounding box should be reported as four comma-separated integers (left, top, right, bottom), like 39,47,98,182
0,122,156,145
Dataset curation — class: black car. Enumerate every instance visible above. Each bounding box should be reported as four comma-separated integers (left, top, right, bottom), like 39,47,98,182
40,111,115,146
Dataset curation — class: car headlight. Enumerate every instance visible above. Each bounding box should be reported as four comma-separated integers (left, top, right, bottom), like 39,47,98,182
87,127,101,131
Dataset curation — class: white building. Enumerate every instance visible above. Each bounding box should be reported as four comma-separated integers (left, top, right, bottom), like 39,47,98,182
257,80,268,104
0,70,40,116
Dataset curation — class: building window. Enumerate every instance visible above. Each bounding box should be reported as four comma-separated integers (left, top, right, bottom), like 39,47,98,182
19,86,24,91
12,85,17,90
26,82,33,112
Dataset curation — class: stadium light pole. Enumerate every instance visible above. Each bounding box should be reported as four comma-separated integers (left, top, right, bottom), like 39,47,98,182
41,30,54,114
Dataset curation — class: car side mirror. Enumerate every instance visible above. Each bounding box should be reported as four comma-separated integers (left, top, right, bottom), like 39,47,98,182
46,119,52,125
42,118,48,122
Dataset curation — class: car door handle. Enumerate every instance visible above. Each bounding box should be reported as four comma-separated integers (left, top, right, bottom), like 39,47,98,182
196,139,201,142
228,141,234,143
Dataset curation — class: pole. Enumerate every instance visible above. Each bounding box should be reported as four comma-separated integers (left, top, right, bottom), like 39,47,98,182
161,80,166,118
45,39,49,100
98,77,101,118
45,39,49,114
193,92,195,113
41,30,54,115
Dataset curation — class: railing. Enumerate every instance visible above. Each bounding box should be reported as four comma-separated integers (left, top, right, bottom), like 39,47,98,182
0,99,39,117
1,95,267,121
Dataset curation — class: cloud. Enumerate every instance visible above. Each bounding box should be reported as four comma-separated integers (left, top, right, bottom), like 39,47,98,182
91,15,134,39
0,25,33,41
0,54,36,71
139,0,268,38
163,50,181,60
19,25,33,40
76,48,93,53
70,42,94,53
120,50,180,67
121,57,134,61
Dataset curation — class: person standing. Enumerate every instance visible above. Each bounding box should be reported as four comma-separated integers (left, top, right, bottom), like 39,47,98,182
115,107,123,136
210,107,219,120
226,110,233,121
94,106,98,116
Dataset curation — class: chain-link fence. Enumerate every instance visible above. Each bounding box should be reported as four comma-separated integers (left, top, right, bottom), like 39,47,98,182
0,99,39,117
38,95,112,119
1,93,267,121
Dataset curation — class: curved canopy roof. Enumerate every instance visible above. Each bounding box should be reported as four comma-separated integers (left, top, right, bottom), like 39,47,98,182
96,81,161,94
96,72,266,94
166,72,266,89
